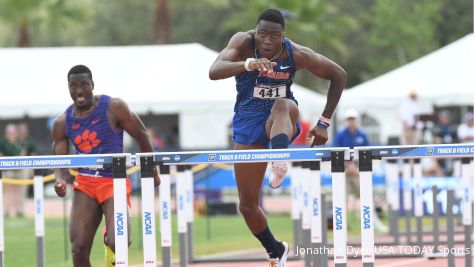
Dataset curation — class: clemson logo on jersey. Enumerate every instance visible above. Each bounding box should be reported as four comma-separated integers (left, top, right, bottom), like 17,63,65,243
74,129,101,153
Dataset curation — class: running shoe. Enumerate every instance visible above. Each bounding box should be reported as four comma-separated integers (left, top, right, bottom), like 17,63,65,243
269,161,288,189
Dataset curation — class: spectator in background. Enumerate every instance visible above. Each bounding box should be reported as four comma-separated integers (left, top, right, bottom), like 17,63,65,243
433,110,457,175
332,109,368,210
17,123,36,155
433,110,457,144
0,124,28,217
457,112,474,143
399,90,420,145
17,122,37,216
333,108,370,148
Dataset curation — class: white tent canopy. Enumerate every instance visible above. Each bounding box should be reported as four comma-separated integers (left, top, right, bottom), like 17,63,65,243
0,43,326,149
339,34,474,143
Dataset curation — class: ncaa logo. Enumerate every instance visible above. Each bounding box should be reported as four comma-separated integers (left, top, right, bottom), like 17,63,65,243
208,154,216,161
174,155,181,161
426,147,433,155
391,149,398,155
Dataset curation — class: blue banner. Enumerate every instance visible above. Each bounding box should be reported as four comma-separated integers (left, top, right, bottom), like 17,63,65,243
151,148,344,165
0,153,131,170
357,144,473,159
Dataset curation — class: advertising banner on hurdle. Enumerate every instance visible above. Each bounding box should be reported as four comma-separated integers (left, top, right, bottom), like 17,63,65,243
356,143,473,159
0,153,132,170
152,148,349,165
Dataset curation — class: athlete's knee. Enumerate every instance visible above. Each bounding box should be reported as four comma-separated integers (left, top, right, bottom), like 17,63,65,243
71,242,90,259
270,98,289,116
239,201,259,217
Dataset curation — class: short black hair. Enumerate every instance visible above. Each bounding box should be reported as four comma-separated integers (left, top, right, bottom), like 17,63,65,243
67,65,92,80
257,9,285,30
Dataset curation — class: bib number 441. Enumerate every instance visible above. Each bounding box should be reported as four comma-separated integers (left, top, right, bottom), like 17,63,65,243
253,85,286,99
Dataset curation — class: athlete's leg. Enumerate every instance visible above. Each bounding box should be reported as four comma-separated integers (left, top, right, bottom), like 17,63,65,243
235,143,268,232
70,190,103,267
234,143,285,259
265,98,300,141
266,98,300,189
102,197,132,251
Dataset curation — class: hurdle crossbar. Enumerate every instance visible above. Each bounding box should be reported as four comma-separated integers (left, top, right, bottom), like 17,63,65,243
353,143,473,159
138,147,350,165
0,153,133,170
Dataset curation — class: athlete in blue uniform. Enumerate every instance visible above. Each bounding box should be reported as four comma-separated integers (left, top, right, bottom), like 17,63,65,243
209,9,346,267
52,65,160,267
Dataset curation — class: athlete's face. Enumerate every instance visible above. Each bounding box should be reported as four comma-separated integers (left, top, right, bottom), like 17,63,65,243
255,20,284,59
68,73,94,109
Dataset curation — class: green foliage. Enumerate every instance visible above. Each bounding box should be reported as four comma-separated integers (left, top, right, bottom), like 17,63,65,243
0,0,90,46
0,0,472,87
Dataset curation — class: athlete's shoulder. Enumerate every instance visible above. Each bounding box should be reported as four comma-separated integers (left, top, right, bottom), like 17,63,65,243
228,30,254,48
51,113,67,138
109,97,128,111
289,41,315,58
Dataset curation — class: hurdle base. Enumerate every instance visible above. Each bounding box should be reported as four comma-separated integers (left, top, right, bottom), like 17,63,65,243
37,236,45,267
162,246,171,267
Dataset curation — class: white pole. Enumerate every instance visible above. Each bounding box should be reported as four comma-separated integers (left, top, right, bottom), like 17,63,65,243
34,175,45,267
141,175,157,266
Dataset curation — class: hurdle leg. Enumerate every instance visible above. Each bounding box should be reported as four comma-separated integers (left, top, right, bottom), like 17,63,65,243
139,156,157,267
461,158,473,267
185,166,194,263
300,162,312,267
290,162,302,259
331,151,347,267
385,160,400,243
358,150,375,267
321,193,328,267
159,164,172,267
112,156,129,267
431,185,440,253
33,175,46,267
309,161,323,267
0,175,4,267
447,190,455,267
413,159,424,249
177,166,188,267
402,159,412,244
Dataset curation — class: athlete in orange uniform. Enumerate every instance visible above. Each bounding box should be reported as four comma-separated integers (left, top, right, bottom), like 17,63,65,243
52,65,160,267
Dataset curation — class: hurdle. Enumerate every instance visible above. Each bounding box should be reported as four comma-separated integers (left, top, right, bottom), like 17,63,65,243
0,153,133,267
354,143,474,265
135,147,351,266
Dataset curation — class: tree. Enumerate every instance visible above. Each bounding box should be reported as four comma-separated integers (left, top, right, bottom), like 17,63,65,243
0,0,88,47
362,0,443,77
154,0,171,44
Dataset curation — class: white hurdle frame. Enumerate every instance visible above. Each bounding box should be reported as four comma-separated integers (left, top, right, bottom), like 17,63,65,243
0,175,4,267
137,147,350,267
0,153,133,267
354,143,474,266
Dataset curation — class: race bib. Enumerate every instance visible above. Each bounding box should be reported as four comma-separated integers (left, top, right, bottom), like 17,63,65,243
253,85,286,99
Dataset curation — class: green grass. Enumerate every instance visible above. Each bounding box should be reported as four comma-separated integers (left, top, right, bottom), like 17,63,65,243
4,211,445,266
3,214,297,267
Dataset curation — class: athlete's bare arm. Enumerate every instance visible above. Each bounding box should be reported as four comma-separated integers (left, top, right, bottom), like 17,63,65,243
209,31,277,80
51,114,70,197
109,98,160,185
293,43,347,146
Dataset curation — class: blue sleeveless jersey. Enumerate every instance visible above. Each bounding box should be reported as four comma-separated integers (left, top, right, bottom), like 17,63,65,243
65,95,123,177
232,38,301,146
234,38,298,117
